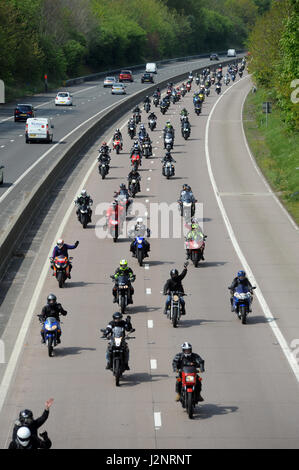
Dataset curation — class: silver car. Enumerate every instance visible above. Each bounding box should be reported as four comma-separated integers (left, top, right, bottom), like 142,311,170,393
111,83,126,95
104,76,117,87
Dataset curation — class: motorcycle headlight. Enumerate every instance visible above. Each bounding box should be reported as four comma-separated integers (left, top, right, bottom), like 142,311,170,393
173,295,179,302
185,375,195,383
114,338,122,347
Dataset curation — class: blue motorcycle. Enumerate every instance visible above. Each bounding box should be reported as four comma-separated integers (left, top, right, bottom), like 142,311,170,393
41,316,61,357
230,285,256,324
134,236,148,266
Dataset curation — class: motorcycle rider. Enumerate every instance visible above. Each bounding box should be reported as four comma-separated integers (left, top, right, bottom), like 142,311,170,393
185,222,206,260
50,239,79,278
143,95,151,105
130,139,142,157
155,87,161,98
129,217,150,257
163,121,175,138
172,342,205,402
12,399,54,442
112,260,135,304
9,427,52,449
138,124,148,142
99,141,111,156
105,200,125,227
142,133,152,155
74,189,93,223
179,184,196,202
148,111,157,124
113,128,123,142
38,294,67,344
161,151,176,165
163,263,189,315
127,117,136,135
102,312,134,370
127,168,141,194
229,270,254,312
114,183,132,212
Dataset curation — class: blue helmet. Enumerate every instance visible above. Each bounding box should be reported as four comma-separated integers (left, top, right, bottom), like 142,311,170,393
237,270,246,280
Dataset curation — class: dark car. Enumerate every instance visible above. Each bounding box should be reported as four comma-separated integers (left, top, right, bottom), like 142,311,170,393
210,53,219,61
141,73,154,84
14,104,35,122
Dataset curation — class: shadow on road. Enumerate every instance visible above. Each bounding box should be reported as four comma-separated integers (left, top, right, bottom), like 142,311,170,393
247,315,278,325
193,403,239,420
179,318,220,328
55,346,97,357
120,372,169,386
200,261,228,268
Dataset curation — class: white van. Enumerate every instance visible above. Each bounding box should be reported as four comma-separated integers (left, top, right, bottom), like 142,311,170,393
25,118,54,143
145,63,157,74
227,49,236,57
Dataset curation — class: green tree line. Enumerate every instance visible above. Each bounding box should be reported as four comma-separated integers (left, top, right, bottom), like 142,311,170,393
247,0,299,130
0,0,268,93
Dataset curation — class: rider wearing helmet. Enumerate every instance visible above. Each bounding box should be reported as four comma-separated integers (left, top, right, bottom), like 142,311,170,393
172,342,205,402
113,128,123,142
130,139,142,157
99,141,111,155
129,217,151,257
9,426,52,449
163,263,188,315
163,121,174,138
101,312,134,370
12,399,54,443
50,239,79,278
112,260,135,304
185,222,206,260
127,167,141,194
229,270,254,312
143,95,151,105
74,189,93,222
38,294,67,344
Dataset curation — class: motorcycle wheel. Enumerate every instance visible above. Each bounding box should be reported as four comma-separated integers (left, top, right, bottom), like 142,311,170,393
172,306,178,328
57,271,64,288
192,251,199,268
187,392,194,419
82,213,88,229
120,296,126,314
101,171,106,180
48,337,54,357
137,249,143,267
116,147,120,155
114,358,121,386
240,305,247,324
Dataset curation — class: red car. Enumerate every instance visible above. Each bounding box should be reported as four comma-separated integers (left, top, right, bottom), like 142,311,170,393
119,70,133,82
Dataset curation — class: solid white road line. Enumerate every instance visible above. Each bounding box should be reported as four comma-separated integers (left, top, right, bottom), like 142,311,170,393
154,412,162,429
205,76,299,384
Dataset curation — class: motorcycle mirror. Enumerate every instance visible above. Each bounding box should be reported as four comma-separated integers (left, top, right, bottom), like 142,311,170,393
252,286,257,289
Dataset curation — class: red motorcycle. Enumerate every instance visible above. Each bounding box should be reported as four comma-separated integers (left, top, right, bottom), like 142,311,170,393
185,236,206,267
113,138,123,154
131,152,142,171
107,214,121,242
179,365,202,419
186,82,191,92
51,255,72,288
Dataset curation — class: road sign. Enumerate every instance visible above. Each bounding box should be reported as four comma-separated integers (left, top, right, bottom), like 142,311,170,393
262,102,272,113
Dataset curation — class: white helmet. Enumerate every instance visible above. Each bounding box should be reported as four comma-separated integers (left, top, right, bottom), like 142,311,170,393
57,238,64,249
17,426,31,447
181,342,192,356
136,218,143,225
81,189,87,197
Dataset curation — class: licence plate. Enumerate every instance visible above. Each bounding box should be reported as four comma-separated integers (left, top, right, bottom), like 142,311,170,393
20,114,27,116
29,134,36,137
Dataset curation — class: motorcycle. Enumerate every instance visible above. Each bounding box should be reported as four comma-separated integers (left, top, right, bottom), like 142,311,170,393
230,285,256,324
231,74,236,82
153,96,159,107
133,236,148,266
185,236,207,267
133,111,141,124
194,101,202,116
181,123,191,140
113,138,123,154
180,87,187,97
111,274,135,313
178,193,196,220
164,132,174,151
148,117,157,131
98,160,110,179
186,82,191,92
51,256,72,288
162,160,175,179
239,70,243,78
178,365,203,419
115,192,132,215
128,123,136,139
142,141,152,158
224,76,230,86
144,102,151,113
165,291,185,328
195,77,200,86
39,316,61,357
131,151,142,171
128,178,139,198
101,326,135,386
77,202,91,229
160,103,167,115
215,84,221,95
107,214,121,242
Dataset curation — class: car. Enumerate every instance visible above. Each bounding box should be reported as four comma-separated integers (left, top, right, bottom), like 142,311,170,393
14,104,35,122
145,63,157,74
25,118,54,143
103,76,117,87
111,83,126,95
227,49,236,57
0,165,4,184
119,70,133,82
210,53,219,61
141,72,154,84
55,91,73,106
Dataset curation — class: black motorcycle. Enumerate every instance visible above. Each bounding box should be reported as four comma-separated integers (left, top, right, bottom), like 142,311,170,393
78,202,91,228
98,160,110,179
111,274,135,313
128,178,140,198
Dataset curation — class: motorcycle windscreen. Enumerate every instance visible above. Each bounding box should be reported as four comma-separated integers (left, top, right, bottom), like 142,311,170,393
112,326,125,338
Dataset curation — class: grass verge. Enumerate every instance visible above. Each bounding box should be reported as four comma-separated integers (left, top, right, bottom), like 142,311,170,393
243,87,299,225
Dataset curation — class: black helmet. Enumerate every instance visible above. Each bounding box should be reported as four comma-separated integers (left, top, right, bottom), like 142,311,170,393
19,409,33,425
113,312,123,322
170,269,178,279
120,183,126,190
47,293,57,305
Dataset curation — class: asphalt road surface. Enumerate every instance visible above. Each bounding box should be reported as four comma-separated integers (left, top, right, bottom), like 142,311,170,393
0,65,299,449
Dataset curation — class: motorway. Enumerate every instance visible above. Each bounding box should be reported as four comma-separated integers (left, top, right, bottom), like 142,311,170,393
1,63,299,449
